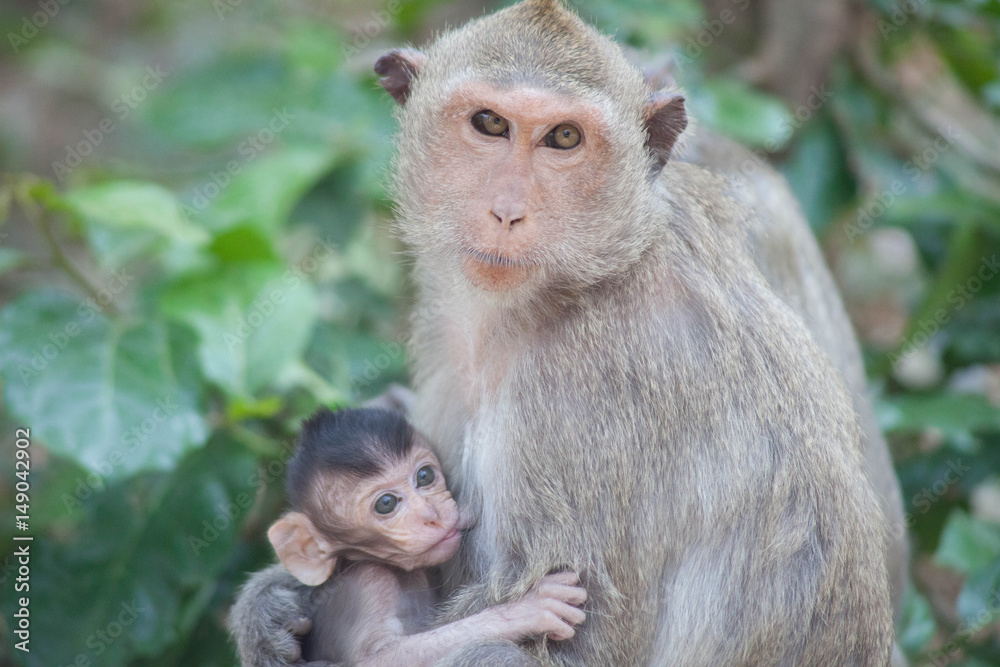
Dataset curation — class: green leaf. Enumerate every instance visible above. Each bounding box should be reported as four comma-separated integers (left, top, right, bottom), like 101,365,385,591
0,436,258,666
882,192,1000,236
687,78,793,149
206,145,333,232
957,556,1000,626
142,56,295,150
898,587,937,654
161,263,318,396
877,393,1000,442
934,509,1000,573
207,224,279,263
0,291,209,479
0,456,88,544
0,246,25,276
283,21,345,76
65,181,209,245
781,118,856,235
932,25,998,92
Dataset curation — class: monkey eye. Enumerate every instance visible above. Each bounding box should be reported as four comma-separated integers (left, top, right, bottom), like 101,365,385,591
415,465,436,488
472,110,509,137
374,493,399,515
544,124,581,149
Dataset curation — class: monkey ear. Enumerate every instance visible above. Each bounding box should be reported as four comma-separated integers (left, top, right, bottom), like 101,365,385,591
643,92,688,174
268,512,339,586
374,48,427,105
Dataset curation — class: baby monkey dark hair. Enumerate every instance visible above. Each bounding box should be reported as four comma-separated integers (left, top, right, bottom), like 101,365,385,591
286,407,415,510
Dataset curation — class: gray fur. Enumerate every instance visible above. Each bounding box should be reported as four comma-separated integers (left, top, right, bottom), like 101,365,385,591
228,564,316,667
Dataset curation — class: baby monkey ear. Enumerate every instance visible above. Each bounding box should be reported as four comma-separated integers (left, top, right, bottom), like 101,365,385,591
643,91,687,175
374,48,427,104
268,512,339,586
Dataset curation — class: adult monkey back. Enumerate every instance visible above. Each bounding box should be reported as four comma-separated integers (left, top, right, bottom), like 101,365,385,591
234,0,905,664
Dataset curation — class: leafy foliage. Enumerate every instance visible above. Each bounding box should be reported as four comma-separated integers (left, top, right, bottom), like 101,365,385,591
0,0,998,664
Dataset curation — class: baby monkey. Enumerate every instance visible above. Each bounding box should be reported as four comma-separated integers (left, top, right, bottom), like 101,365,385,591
267,407,587,665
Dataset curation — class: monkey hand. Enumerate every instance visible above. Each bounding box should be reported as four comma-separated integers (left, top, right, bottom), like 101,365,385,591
229,564,314,667
495,571,587,642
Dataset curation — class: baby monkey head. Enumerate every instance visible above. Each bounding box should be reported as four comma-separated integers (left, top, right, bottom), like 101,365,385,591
268,407,462,585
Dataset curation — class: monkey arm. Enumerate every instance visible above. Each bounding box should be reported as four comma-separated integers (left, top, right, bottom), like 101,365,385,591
229,564,315,667
359,571,586,667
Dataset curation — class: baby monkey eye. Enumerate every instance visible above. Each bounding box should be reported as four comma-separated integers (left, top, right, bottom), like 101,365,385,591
374,494,399,515
544,124,581,149
415,465,436,488
472,110,509,137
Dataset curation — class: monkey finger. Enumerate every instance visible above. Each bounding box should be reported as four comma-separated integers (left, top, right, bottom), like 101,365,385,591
539,571,580,587
288,616,313,637
548,601,586,626
536,583,587,606
284,639,302,664
544,620,577,642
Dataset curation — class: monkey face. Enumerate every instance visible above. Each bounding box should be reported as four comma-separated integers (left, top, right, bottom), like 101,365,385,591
268,442,463,584
347,444,463,569
382,1,687,294
415,81,618,293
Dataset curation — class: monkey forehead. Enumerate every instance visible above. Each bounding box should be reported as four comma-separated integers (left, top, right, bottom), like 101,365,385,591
443,80,611,128
426,0,640,96
403,443,441,469
319,444,442,498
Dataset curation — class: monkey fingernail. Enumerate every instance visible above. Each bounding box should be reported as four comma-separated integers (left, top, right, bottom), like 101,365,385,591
290,617,312,635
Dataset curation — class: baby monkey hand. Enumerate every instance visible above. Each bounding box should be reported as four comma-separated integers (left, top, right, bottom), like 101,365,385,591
495,571,587,642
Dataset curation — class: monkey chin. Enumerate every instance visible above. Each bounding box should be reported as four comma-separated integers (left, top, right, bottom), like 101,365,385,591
461,255,534,292
419,527,462,567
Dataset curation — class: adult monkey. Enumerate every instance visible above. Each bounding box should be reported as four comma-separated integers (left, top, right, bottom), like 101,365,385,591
232,0,907,664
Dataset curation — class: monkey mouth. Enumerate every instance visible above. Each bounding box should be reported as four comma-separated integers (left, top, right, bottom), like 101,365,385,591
462,248,536,292
465,247,534,269
426,527,461,558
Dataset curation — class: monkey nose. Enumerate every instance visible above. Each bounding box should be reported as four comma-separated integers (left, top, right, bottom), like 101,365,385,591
414,498,440,524
490,209,525,229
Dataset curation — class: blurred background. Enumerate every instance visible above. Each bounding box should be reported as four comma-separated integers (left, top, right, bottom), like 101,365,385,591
0,0,999,664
